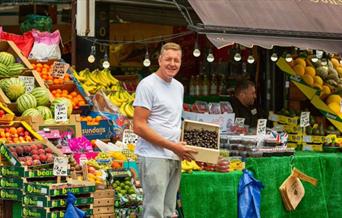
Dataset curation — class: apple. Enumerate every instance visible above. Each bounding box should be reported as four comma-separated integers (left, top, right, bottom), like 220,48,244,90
32,154,39,160
31,150,38,155
25,156,32,161
31,144,38,150
45,148,52,153
24,145,31,154
32,159,41,166
37,144,43,150
25,159,33,166
39,154,47,162
15,146,24,156
38,149,45,155
46,156,54,163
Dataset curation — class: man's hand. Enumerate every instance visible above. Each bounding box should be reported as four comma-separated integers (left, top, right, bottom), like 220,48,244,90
173,141,198,161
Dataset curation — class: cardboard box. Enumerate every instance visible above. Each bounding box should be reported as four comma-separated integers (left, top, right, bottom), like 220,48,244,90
81,119,116,140
23,195,93,208
0,165,54,178
0,40,32,69
268,111,299,126
19,114,82,138
0,177,23,189
181,120,220,164
0,188,22,201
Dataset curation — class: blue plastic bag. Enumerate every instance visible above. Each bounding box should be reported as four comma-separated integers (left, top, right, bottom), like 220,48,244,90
238,169,264,218
64,192,86,218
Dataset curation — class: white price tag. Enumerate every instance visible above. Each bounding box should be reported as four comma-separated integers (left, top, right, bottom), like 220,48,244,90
122,129,139,145
303,135,312,143
300,112,310,127
256,119,267,135
53,156,68,176
235,117,245,127
51,61,69,79
18,76,35,93
54,103,68,122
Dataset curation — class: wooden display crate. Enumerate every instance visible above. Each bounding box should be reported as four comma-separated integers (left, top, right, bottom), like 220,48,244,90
93,205,114,214
92,214,115,218
181,120,220,164
93,189,115,199
0,40,32,69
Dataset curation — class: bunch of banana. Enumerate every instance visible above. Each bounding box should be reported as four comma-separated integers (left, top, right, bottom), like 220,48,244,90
107,89,135,118
181,160,202,173
74,68,121,94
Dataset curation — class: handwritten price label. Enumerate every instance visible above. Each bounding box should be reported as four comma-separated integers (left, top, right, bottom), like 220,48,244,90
54,103,68,122
122,129,138,145
53,156,68,176
235,117,245,127
300,112,310,127
256,119,267,135
51,61,69,79
18,76,35,93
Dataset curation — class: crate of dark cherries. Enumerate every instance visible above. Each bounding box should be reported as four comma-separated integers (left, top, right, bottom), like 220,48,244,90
182,120,220,164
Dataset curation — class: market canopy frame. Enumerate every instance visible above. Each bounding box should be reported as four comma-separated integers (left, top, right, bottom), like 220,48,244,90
188,0,342,53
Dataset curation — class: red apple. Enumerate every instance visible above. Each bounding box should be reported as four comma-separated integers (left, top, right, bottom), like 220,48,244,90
15,146,24,156
31,144,38,150
39,154,47,163
32,154,39,160
18,157,26,162
25,156,32,161
37,144,43,150
38,149,45,155
46,156,54,163
45,148,52,153
25,159,33,166
24,145,31,154
31,150,38,155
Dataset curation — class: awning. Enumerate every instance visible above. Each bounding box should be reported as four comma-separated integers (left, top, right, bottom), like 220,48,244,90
188,0,342,53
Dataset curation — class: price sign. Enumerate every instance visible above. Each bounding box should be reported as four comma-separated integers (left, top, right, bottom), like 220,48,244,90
256,119,267,135
53,156,68,176
235,117,245,127
54,103,68,122
51,61,69,79
122,129,139,145
300,112,310,127
18,76,35,93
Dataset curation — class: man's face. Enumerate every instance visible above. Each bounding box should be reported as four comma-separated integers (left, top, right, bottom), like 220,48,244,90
158,49,182,80
242,85,256,107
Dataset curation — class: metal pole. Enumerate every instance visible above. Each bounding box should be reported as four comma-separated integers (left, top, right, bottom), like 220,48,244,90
71,0,77,67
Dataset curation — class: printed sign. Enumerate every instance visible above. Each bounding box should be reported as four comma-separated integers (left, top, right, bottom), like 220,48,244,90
256,119,267,135
53,156,68,176
122,129,138,145
300,112,310,127
51,61,69,79
18,76,35,93
235,117,245,127
54,103,68,122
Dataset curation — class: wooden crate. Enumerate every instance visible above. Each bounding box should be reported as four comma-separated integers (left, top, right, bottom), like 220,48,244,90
93,189,115,199
181,120,220,164
92,214,115,218
93,198,114,207
93,206,114,214
0,40,32,69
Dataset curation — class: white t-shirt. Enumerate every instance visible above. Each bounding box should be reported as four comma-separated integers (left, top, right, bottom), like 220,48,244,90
133,73,184,160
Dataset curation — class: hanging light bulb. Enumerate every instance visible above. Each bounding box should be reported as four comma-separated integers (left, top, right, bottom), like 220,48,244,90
285,53,293,62
143,50,151,67
193,41,201,57
102,52,110,69
270,53,278,62
247,55,255,64
206,49,214,62
234,52,241,62
87,44,96,63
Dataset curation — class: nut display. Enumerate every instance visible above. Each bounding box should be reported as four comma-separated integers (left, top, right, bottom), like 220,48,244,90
183,129,218,149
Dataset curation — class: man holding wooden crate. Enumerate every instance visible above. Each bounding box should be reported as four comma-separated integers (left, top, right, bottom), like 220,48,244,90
133,42,197,218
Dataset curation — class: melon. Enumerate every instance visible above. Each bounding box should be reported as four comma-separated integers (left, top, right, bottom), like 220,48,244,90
16,93,37,113
3,78,26,101
22,108,41,117
0,63,9,77
51,97,73,117
8,63,25,76
31,87,50,106
0,52,15,66
36,106,53,120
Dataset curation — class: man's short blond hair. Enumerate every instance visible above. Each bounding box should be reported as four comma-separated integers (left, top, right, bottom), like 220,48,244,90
160,42,182,55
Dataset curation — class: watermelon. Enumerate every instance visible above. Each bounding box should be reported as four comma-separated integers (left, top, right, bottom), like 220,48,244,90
0,52,15,66
8,63,25,76
36,106,53,120
22,108,41,117
3,78,26,101
16,93,37,113
51,97,73,117
31,87,50,106
0,63,9,77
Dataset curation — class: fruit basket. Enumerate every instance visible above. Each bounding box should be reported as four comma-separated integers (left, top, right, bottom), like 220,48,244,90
181,120,220,164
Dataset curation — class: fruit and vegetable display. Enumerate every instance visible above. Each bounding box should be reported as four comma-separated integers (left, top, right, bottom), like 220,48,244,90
31,62,71,85
183,129,218,149
0,52,26,78
50,88,86,110
80,115,105,125
0,125,35,144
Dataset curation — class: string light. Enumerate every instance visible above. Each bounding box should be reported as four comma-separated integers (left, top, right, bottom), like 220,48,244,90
206,49,214,62
270,53,278,62
102,51,110,69
143,50,151,67
193,41,201,57
285,53,293,62
247,49,254,64
87,44,96,63
234,53,241,62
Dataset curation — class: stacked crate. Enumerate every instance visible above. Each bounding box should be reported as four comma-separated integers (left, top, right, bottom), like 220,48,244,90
92,189,115,218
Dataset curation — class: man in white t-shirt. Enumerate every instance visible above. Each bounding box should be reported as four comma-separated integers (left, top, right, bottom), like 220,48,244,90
133,42,197,218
